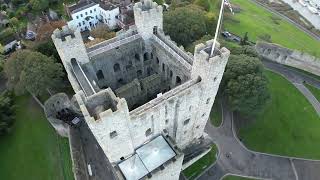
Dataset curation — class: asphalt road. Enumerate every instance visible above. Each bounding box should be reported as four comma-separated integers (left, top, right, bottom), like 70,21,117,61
263,60,320,116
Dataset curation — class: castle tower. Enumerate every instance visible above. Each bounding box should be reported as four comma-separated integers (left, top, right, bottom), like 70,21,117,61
75,89,135,163
191,41,230,139
51,26,89,72
133,0,163,40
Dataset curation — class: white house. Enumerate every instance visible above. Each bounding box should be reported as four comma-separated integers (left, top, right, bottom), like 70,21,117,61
67,0,120,32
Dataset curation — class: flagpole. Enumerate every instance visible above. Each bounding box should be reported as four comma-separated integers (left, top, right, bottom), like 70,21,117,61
210,0,225,57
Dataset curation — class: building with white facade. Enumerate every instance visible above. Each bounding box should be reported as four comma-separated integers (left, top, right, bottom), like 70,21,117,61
67,0,120,32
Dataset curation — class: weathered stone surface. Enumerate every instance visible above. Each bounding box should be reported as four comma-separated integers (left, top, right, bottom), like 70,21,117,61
256,42,320,76
51,0,230,179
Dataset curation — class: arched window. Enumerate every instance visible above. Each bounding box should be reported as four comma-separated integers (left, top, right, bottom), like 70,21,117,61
176,76,181,85
144,52,149,61
137,70,142,78
162,64,165,72
135,54,140,62
170,70,173,78
147,67,153,76
118,78,124,84
113,63,120,72
151,53,153,59
156,57,159,64
96,70,104,80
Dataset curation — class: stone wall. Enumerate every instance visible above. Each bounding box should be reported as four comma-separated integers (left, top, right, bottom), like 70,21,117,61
256,42,320,76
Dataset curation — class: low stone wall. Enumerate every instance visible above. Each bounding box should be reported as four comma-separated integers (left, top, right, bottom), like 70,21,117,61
256,42,320,76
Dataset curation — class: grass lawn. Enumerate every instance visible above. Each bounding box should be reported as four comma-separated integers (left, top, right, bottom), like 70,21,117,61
223,175,254,180
221,0,320,57
183,145,218,180
239,71,320,159
210,100,223,127
304,83,320,102
0,96,74,180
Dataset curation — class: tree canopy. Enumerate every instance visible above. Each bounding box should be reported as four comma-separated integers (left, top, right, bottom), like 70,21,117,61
222,54,270,117
4,50,64,96
164,5,210,47
29,0,49,12
0,91,15,136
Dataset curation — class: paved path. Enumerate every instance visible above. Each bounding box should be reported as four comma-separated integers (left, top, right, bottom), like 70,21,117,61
199,103,320,180
250,0,320,41
263,60,320,116
198,62,320,180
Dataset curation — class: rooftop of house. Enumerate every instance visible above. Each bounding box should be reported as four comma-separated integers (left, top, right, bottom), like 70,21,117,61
68,0,120,14
68,0,97,14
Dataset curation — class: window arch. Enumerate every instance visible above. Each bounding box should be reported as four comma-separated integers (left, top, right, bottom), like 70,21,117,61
96,70,104,80
137,70,142,78
176,76,181,85
144,52,149,61
113,63,120,72
135,54,140,62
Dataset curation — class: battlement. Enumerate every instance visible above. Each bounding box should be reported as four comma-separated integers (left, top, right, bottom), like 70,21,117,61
133,0,163,14
52,25,79,42
194,40,229,61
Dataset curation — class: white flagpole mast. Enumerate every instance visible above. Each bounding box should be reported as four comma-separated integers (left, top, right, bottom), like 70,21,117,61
210,0,225,57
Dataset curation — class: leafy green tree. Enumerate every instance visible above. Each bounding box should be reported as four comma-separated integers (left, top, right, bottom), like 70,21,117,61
186,34,213,53
0,43,4,54
240,32,249,45
154,0,164,5
222,54,270,117
227,45,258,57
29,0,49,12
164,5,208,47
4,50,64,96
0,91,15,136
9,17,21,34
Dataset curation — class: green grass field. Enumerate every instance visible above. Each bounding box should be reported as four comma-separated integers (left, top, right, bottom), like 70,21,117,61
0,96,74,180
222,0,320,57
210,100,223,127
239,71,320,159
183,145,218,179
305,83,320,102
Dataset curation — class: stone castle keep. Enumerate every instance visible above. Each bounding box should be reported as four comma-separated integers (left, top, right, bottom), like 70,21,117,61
50,0,230,179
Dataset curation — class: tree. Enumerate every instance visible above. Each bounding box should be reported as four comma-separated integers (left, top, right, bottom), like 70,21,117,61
227,45,258,57
4,50,64,96
186,34,213,53
0,91,15,136
164,5,208,47
0,43,4,54
9,17,21,34
222,54,270,117
29,0,49,12
240,32,249,45
90,25,116,40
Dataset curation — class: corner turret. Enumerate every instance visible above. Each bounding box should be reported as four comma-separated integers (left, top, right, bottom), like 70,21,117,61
133,0,163,40
52,26,90,71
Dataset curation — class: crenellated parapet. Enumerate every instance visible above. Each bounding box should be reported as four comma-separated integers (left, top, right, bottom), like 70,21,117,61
52,25,89,69
133,0,163,40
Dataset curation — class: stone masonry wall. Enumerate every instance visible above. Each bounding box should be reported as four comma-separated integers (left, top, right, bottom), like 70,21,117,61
256,42,320,76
